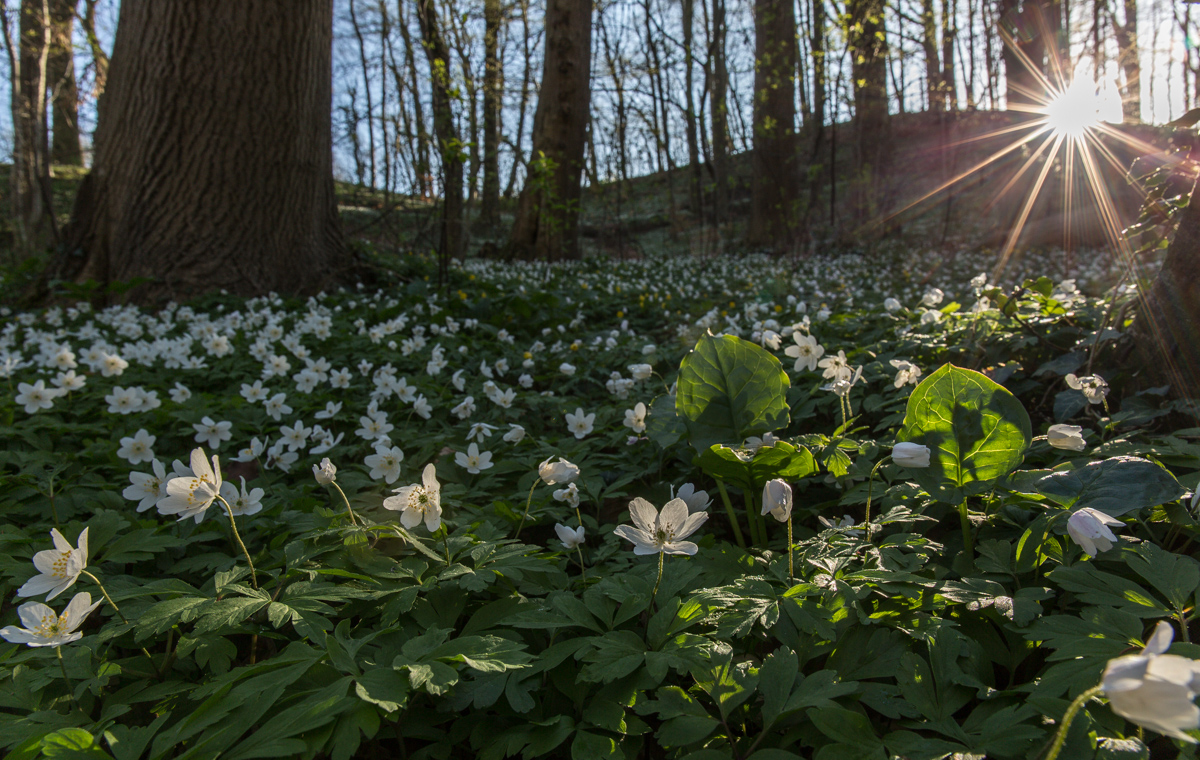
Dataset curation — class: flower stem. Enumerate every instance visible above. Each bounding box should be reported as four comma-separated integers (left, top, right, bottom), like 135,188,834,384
217,495,257,589
714,479,746,548
651,550,665,607
958,499,974,570
330,482,359,526
576,546,587,581
56,646,81,714
863,456,891,532
81,570,127,624
515,481,539,538
83,570,161,675
441,527,453,566
1043,686,1104,760
786,515,794,583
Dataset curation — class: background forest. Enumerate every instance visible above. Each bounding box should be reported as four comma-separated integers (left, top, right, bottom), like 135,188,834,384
5,2,1200,760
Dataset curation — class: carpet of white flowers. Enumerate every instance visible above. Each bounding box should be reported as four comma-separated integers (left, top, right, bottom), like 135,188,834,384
2,247,1199,760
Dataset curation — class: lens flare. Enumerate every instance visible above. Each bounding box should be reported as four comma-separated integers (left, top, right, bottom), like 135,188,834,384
1039,80,1118,140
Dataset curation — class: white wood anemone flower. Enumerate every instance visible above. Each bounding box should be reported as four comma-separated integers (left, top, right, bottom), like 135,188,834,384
383,463,442,532
157,447,223,523
17,527,89,601
613,497,708,556
1102,621,1200,742
0,592,102,647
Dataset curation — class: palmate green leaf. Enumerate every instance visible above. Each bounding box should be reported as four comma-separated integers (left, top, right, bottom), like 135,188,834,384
676,332,790,451
899,363,1032,503
1031,456,1185,516
645,393,686,449
1048,564,1170,617
430,634,532,673
1123,542,1200,612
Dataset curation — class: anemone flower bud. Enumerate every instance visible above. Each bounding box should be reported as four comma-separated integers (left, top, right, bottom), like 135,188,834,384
313,457,337,485
554,524,585,550
892,442,931,468
1066,507,1123,557
538,457,580,486
761,479,793,522
1047,424,1086,451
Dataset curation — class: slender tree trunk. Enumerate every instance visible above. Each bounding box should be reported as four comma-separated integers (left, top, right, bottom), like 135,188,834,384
480,0,501,226
48,0,80,166
941,0,957,110
504,0,533,198
681,0,702,217
50,0,347,303
379,0,391,199
416,0,463,275
397,0,431,198
348,0,376,188
847,0,891,176
80,0,107,97
505,0,592,261
748,0,799,252
710,0,729,229
1111,0,1141,123
7,0,55,254
922,0,942,110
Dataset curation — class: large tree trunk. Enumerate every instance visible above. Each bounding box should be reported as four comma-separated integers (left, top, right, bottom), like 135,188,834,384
505,0,591,261
50,0,347,303
480,0,502,227
747,0,799,253
1135,175,1200,401
416,0,463,274
941,0,957,110
48,0,80,166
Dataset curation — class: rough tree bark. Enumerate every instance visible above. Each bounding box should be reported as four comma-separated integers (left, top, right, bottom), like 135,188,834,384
48,0,80,166
416,0,464,273
49,0,347,303
681,0,702,218
748,0,799,253
505,0,592,261
1135,173,1200,402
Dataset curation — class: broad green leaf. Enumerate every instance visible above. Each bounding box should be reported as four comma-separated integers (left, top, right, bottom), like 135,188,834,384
1047,564,1169,617
645,393,686,449
580,630,647,683
899,363,1032,503
676,332,790,451
571,731,621,759
1032,457,1185,516
696,441,818,491
759,647,798,729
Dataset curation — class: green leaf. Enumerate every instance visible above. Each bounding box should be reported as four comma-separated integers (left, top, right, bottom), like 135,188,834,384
808,706,885,754
135,597,208,640
676,332,790,451
898,363,1032,503
696,441,817,491
759,647,798,729
1048,564,1169,617
645,393,686,449
580,631,647,683
431,635,532,673
1123,542,1200,612
1032,457,1185,516
571,731,622,759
